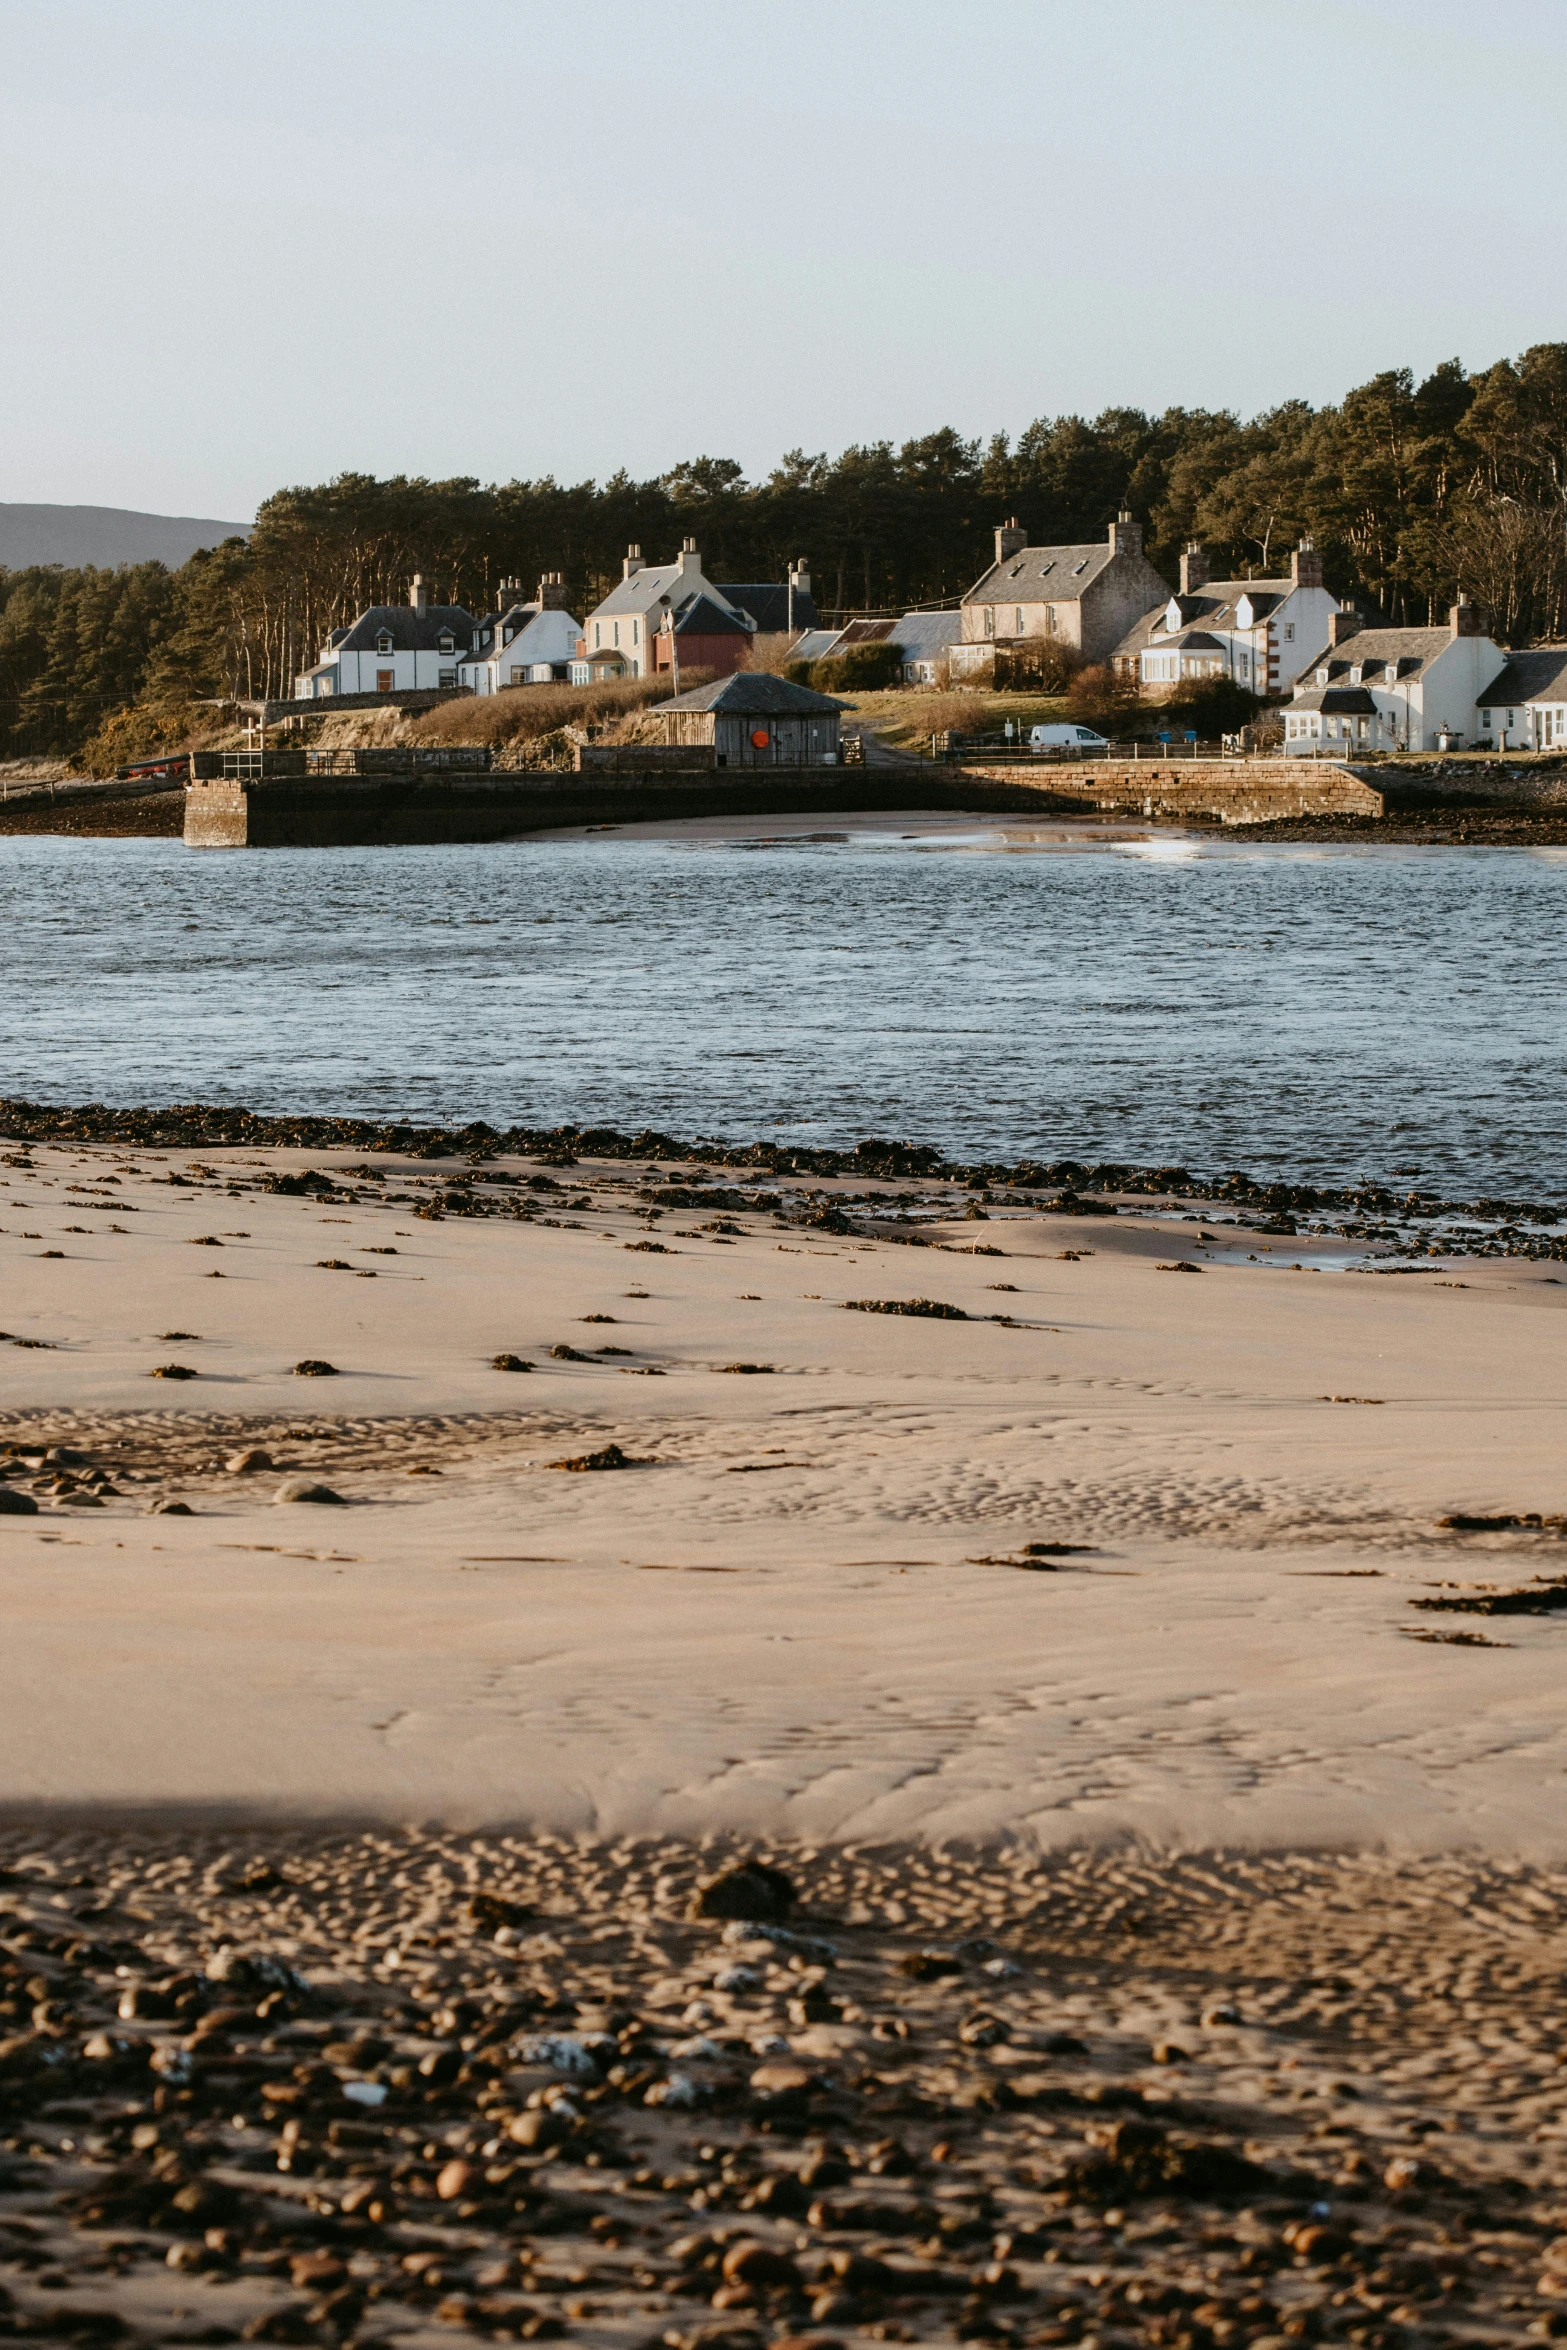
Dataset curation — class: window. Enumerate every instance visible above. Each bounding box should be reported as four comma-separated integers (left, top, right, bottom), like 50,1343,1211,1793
1015,607,1024,635
984,606,994,638
1072,559,1088,574
1045,604,1057,635
510,666,525,686
438,631,455,654
613,621,621,647
1316,667,1329,685
1481,711,1491,727
632,620,639,645
375,631,393,657
594,623,602,648
438,668,456,688
1284,623,1295,643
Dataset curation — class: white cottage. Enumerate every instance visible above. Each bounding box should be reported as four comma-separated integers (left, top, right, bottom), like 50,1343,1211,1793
294,576,476,700
1472,646,1567,749
1113,541,1341,698
457,575,582,695
1282,603,1506,754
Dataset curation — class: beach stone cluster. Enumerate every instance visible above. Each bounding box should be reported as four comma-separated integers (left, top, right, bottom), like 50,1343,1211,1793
0,1832,1563,2347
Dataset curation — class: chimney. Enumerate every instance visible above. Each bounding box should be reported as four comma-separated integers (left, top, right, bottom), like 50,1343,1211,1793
622,544,643,581
1290,537,1323,591
1450,596,1485,638
789,557,811,598
678,537,700,576
537,571,570,611
1327,607,1362,648
1178,542,1210,595
410,573,429,615
1107,509,1142,558
994,517,1027,567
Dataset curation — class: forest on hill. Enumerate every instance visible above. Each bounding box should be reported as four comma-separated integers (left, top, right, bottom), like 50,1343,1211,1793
4,344,1567,758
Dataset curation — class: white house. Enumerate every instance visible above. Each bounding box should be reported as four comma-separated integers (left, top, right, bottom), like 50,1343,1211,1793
294,576,477,700
1471,646,1567,750
457,574,581,695
1282,602,1506,754
1113,540,1341,698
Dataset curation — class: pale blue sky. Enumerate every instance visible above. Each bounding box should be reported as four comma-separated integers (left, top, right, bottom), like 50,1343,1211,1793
4,0,1565,520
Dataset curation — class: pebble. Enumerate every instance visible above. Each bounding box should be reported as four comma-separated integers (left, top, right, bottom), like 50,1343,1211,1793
225,1447,274,1473
273,1479,346,1506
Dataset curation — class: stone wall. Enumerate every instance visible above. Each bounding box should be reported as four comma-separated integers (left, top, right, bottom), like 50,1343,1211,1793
183,757,1385,849
957,759,1384,824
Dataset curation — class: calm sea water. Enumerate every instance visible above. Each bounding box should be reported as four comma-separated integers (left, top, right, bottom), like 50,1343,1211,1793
1,824,1564,1197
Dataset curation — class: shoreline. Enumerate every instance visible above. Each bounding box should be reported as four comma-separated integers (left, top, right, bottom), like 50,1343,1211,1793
2,1094,1563,1251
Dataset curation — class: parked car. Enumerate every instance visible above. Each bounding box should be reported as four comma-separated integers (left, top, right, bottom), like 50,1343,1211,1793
1028,723,1108,750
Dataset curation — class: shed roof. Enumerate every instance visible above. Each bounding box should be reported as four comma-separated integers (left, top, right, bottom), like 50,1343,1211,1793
1290,685,1379,714
657,672,847,716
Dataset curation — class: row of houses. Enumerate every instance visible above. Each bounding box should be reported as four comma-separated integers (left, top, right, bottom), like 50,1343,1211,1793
293,521,1567,756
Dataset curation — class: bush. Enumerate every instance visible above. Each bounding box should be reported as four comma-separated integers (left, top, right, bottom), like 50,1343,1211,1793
810,639,905,693
996,635,1084,692
1161,676,1262,737
1067,664,1143,733
76,701,207,778
404,675,684,749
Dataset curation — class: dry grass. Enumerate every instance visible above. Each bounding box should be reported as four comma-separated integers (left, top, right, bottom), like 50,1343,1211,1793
405,677,677,749
829,684,1075,754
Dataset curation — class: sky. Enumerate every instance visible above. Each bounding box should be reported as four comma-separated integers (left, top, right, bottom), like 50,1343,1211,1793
3,0,1566,524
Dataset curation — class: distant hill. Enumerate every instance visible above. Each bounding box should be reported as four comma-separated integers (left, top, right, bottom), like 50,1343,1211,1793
0,503,252,572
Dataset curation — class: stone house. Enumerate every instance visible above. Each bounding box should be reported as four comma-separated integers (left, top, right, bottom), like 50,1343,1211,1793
580,546,816,681
952,514,1170,675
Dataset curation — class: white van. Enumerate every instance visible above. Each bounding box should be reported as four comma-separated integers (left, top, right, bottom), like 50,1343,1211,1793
1029,723,1108,750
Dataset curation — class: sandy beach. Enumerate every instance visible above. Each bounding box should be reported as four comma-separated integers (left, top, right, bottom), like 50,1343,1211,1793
3,1127,1565,1851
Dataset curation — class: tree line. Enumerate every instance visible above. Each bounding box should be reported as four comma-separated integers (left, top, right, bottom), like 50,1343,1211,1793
5,342,1567,756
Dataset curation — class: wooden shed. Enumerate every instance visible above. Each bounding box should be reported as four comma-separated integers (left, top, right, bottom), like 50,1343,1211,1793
655,672,846,766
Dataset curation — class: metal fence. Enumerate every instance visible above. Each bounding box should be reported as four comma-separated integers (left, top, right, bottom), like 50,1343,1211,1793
933,733,1235,764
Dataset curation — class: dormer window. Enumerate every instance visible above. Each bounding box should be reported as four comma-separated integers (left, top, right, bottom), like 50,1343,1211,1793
437,631,455,655
375,630,393,656
1165,599,1182,630
1350,665,1363,685
1316,666,1329,685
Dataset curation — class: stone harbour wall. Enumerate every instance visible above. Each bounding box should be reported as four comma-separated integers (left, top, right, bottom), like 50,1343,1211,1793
956,759,1385,824
183,758,1386,849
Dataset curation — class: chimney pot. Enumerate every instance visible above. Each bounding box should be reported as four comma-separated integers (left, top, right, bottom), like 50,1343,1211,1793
1178,542,1210,595
1107,510,1143,558
622,544,644,581
1290,538,1324,591
993,517,1027,567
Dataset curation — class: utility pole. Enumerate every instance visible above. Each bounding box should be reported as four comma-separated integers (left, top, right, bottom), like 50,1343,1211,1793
659,596,680,699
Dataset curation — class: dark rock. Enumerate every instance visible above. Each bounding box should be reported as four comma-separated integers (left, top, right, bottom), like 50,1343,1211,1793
291,1360,338,1377
845,1299,967,1320
547,1443,631,1471
694,1862,796,1922
0,1487,39,1515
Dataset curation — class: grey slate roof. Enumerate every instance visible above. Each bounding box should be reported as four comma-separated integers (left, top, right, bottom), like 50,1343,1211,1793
1113,578,1298,661
1289,686,1379,715
964,541,1114,605
336,603,476,653
890,610,963,661
787,628,846,664
590,563,752,625
1475,647,1567,705
1293,627,1449,690
719,581,820,632
657,672,847,716
672,592,749,638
